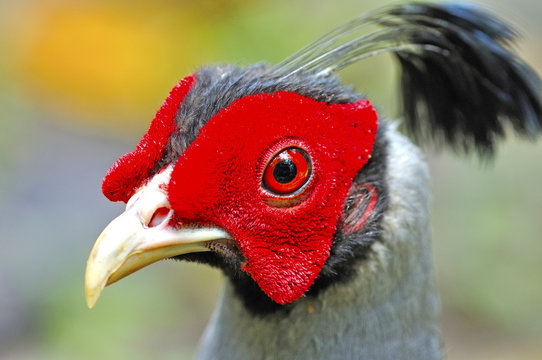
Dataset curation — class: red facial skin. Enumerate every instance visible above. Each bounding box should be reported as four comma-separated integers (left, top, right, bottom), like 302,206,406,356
102,74,195,202
168,90,378,304
103,76,379,305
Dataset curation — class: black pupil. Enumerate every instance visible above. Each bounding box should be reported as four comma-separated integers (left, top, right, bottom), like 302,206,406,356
273,160,297,184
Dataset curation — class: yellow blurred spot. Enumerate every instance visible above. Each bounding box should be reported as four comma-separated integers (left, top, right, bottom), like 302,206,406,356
11,2,215,130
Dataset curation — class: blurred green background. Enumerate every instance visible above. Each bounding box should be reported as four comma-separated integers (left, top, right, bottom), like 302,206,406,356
0,0,540,359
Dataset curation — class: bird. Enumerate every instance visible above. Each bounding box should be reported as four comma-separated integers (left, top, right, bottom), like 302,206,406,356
85,3,541,359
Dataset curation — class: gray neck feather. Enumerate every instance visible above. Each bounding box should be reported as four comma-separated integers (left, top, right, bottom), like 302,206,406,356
196,125,442,360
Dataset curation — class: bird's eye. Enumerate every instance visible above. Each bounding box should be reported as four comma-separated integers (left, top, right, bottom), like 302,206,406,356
263,148,311,195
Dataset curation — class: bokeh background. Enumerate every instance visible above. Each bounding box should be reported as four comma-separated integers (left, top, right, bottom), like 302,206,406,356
1,0,540,359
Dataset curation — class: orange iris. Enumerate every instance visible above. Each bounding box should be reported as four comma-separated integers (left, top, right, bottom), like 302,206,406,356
263,148,311,195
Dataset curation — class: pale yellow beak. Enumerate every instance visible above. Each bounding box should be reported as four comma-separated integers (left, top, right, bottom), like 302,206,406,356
85,166,230,308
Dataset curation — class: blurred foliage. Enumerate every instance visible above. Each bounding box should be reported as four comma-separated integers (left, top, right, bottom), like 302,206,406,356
431,139,542,329
32,263,221,360
0,0,541,359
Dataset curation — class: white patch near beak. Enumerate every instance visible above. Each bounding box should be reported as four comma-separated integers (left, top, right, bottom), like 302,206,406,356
85,165,231,308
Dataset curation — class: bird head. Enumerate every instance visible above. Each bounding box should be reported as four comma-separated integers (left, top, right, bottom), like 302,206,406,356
86,67,381,308
86,3,541,311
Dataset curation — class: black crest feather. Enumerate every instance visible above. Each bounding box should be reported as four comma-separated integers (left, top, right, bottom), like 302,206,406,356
275,2,542,155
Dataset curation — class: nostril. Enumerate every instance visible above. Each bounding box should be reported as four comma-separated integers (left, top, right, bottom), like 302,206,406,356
149,207,172,228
